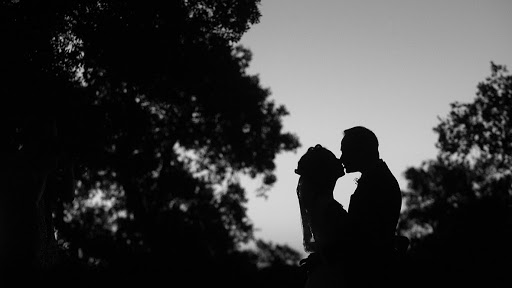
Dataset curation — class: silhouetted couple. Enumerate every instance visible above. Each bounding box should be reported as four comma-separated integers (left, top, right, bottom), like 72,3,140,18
295,126,405,287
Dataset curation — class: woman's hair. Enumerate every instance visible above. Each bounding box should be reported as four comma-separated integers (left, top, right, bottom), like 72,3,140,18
295,144,344,179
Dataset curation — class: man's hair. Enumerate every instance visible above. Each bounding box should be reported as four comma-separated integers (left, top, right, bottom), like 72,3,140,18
343,126,379,159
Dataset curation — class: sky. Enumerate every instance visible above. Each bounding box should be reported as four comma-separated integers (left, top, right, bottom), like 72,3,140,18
237,0,512,255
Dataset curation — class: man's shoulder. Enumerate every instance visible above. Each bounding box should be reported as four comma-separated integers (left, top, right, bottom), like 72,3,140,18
366,160,400,192
353,160,400,192
378,159,398,178
364,160,392,179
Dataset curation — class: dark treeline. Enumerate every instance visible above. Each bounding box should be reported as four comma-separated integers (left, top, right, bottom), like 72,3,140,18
2,0,303,286
2,0,511,287
398,63,512,287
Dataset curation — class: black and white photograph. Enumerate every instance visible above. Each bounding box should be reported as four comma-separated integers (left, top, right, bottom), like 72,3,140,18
3,1,512,287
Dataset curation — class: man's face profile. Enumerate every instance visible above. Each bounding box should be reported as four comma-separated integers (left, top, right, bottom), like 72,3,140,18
340,136,359,173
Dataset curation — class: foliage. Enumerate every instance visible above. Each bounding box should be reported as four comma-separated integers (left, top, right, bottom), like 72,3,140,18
2,0,301,280
399,63,512,286
255,239,303,267
400,63,511,239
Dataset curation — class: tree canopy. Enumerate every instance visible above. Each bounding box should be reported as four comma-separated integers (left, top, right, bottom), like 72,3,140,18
399,63,512,287
2,1,301,284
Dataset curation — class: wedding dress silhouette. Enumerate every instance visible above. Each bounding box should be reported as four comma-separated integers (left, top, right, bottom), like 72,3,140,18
295,144,348,287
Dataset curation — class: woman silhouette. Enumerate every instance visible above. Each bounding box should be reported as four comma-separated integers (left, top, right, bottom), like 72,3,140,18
295,144,348,287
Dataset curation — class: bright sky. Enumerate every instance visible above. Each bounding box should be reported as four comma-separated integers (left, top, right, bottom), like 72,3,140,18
238,0,512,255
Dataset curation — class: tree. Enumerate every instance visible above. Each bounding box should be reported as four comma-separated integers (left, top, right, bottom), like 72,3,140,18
2,1,301,283
399,63,512,286
253,240,306,288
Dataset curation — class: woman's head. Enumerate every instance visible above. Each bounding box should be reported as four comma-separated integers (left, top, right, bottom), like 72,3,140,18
295,144,344,202
295,144,345,180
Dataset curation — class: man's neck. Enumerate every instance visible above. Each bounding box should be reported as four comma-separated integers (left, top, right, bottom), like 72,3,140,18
360,158,382,175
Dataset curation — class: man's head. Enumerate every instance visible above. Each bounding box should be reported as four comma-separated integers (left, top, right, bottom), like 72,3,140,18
340,126,379,173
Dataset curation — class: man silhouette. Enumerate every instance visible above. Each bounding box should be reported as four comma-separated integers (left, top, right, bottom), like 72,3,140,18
340,126,402,287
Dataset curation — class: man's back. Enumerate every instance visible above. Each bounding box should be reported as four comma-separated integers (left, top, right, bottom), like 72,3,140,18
345,159,402,286
348,159,401,249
